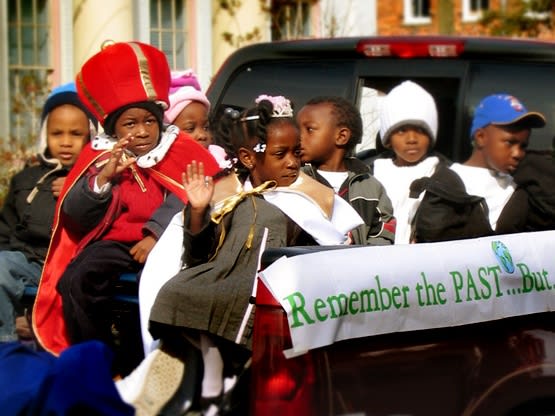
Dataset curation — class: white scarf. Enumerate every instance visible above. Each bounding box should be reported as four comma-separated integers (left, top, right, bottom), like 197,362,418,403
374,156,439,244
243,175,364,245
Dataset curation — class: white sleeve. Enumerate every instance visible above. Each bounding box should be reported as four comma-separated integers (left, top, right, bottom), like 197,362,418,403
138,210,185,355
93,176,112,194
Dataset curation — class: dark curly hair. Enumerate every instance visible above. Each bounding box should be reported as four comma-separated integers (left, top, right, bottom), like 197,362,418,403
304,96,363,154
214,98,296,180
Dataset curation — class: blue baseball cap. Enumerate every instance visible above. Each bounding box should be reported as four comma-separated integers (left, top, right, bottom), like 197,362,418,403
470,94,545,138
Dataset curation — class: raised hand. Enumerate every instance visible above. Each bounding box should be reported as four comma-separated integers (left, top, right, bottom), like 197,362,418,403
183,161,214,234
97,134,137,187
182,161,214,211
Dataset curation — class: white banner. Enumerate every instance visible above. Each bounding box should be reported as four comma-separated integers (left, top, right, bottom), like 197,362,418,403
259,231,555,356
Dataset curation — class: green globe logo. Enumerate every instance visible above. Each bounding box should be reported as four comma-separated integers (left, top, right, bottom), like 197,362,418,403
491,241,515,274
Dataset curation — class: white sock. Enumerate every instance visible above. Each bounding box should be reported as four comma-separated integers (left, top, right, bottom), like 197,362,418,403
200,334,224,398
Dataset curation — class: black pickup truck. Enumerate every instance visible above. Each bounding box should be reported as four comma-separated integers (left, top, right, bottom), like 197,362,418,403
207,35,555,162
206,36,555,415
252,236,555,416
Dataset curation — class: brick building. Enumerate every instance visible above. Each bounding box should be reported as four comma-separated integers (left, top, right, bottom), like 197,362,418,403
376,0,545,37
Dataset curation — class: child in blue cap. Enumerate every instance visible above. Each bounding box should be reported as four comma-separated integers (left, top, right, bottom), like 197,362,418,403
0,82,97,343
410,93,545,241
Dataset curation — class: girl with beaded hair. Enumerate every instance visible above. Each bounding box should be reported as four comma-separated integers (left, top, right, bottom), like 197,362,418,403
118,95,363,415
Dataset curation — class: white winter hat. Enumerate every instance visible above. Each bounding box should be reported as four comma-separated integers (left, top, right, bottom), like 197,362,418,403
379,81,438,146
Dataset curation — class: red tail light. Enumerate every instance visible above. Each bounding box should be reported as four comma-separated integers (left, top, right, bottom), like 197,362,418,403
356,39,464,58
251,279,317,415
262,370,298,398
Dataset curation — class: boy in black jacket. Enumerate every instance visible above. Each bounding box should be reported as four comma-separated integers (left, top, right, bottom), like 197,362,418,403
297,96,395,245
0,82,96,342
411,93,545,242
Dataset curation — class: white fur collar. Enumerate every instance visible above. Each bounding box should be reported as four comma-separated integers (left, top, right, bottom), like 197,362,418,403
91,124,180,168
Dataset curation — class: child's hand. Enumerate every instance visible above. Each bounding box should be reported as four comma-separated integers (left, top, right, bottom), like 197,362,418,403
97,134,137,187
182,161,214,212
183,161,214,235
51,177,65,198
130,235,157,263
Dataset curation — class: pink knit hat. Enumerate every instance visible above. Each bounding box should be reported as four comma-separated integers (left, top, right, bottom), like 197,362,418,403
164,69,211,123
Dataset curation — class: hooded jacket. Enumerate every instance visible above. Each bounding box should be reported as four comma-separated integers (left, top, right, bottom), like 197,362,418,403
0,151,69,264
0,83,97,264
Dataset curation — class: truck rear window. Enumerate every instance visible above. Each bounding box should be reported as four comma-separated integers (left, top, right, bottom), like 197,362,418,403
356,77,461,160
466,62,555,152
214,60,356,112
212,57,555,163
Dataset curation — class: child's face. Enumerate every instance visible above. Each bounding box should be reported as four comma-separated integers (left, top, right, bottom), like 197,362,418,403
173,102,212,148
46,104,89,167
247,122,301,187
388,125,431,167
475,125,529,174
297,103,342,166
114,107,160,157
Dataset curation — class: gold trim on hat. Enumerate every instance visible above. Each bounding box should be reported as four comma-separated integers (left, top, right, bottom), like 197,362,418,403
129,43,158,101
76,72,106,119
101,39,115,50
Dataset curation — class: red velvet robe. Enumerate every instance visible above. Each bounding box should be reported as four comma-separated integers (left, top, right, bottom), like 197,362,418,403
32,132,220,355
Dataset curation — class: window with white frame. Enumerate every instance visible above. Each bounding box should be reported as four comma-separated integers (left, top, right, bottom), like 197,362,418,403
404,0,431,25
7,0,51,147
523,0,550,20
150,0,188,70
271,0,312,41
462,0,489,22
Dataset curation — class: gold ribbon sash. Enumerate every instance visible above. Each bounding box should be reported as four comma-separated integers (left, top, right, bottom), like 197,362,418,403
209,180,277,260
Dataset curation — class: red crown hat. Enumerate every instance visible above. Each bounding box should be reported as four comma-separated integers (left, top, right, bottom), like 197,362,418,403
76,41,171,126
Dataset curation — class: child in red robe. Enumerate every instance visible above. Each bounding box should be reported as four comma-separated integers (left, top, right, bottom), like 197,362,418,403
32,41,220,356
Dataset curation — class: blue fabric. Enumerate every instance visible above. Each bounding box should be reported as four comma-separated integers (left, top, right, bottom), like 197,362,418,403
470,93,545,138
0,341,134,416
0,251,42,341
0,342,55,415
40,81,98,128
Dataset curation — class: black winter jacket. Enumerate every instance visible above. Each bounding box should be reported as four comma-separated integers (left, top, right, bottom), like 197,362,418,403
410,161,534,243
0,158,69,264
512,150,555,232
302,158,395,245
